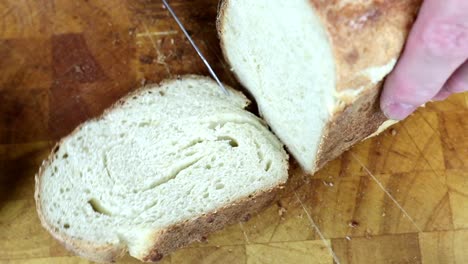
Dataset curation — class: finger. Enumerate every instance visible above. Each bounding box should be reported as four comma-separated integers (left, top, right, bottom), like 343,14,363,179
432,89,452,101
381,0,468,120
433,60,468,101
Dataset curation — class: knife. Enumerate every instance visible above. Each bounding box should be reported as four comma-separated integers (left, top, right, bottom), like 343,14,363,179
161,0,229,96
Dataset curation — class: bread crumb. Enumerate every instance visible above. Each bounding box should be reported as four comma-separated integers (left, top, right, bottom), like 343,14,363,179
345,236,352,241
241,214,251,222
322,180,334,187
390,128,397,136
278,207,287,219
348,220,359,228
73,65,83,74
277,200,286,219
206,215,215,223
365,228,372,239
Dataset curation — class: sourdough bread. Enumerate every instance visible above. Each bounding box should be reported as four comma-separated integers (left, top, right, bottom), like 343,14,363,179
218,0,421,172
35,76,289,263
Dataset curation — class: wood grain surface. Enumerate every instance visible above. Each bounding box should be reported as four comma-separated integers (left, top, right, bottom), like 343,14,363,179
0,1,467,263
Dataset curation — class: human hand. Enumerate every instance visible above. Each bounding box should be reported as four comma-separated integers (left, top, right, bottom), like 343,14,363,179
381,0,468,120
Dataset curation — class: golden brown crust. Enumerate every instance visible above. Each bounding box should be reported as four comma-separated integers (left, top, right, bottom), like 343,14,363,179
309,0,421,171
314,85,387,171
35,75,284,263
218,0,421,93
309,0,422,92
216,0,229,37
141,187,280,262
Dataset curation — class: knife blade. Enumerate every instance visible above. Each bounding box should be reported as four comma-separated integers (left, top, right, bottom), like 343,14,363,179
161,0,229,95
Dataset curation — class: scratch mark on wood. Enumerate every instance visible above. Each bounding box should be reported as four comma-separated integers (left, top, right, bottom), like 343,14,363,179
294,191,342,264
0,5,14,17
238,222,250,244
136,30,178,37
419,113,448,146
267,212,282,243
401,122,445,185
422,192,452,230
142,22,171,75
419,112,465,169
448,188,468,198
389,149,410,159
351,153,423,232
381,129,399,171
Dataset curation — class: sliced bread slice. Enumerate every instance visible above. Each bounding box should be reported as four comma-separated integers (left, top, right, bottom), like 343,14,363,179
218,0,421,172
35,76,289,263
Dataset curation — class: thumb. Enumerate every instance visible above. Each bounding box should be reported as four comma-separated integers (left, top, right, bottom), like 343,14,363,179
381,0,468,120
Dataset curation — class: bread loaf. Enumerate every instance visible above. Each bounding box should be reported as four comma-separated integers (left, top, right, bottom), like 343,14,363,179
35,76,289,262
218,0,421,172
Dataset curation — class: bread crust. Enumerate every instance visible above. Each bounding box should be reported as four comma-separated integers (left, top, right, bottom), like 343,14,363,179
35,75,287,263
309,0,422,92
314,86,386,170
217,0,421,173
309,0,421,171
141,187,279,262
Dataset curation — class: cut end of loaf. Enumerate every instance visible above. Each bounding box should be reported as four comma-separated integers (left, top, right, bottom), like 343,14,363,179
219,0,336,172
218,0,417,173
35,76,288,262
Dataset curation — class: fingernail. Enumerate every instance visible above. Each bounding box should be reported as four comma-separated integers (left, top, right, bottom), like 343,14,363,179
382,103,418,120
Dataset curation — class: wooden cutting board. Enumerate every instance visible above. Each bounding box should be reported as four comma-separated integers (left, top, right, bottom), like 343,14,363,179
0,1,467,263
